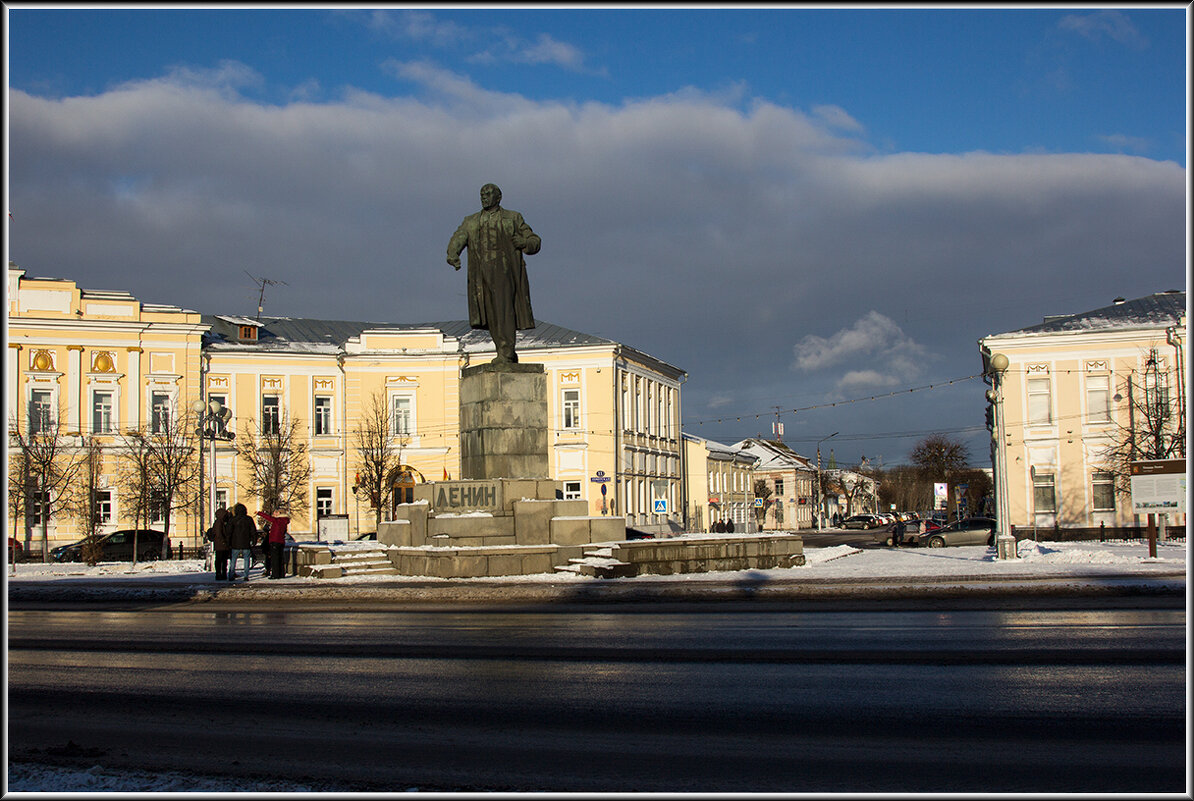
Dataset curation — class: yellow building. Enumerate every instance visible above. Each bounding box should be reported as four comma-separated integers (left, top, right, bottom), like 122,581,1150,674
201,316,687,539
980,291,1186,532
7,262,687,550
7,264,208,552
682,434,757,532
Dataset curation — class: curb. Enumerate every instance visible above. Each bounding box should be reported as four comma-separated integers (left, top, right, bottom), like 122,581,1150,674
7,570,1186,605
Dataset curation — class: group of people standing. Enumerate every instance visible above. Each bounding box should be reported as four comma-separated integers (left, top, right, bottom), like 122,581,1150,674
710,519,736,533
206,503,290,581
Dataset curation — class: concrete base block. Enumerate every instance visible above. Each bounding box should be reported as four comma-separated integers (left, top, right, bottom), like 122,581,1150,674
377,519,412,547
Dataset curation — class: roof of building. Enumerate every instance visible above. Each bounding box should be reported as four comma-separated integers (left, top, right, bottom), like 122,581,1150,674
988,291,1186,338
201,315,685,375
734,438,815,471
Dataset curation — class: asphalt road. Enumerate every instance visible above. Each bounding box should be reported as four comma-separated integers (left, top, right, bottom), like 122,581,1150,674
8,598,1186,792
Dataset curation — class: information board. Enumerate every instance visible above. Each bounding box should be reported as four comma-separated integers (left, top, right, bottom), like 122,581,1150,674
1130,459,1186,515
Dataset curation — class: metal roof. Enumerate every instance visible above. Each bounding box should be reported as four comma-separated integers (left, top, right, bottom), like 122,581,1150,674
993,291,1185,337
199,316,682,371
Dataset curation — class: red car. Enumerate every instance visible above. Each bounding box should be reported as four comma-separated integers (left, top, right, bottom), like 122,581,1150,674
8,537,24,562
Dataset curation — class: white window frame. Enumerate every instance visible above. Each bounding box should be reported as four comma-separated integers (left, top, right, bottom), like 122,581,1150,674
28,388,53,434
390,393,415,437
94,489,113,524
562,388,581,430
563,481,582,500
92,389,115,434
1092,472,1116,512
1033,472,1057,514
316,487,334,518
1085,374,1111,424
1027,377,1052,426
261,394,280,435
151,391,172,434
314,395,333,436
207,394,230,437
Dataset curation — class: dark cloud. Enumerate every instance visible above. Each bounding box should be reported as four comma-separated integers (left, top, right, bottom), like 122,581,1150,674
8,66,1185,464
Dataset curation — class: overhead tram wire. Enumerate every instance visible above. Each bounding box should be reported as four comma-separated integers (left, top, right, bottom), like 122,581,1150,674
686,373,985,429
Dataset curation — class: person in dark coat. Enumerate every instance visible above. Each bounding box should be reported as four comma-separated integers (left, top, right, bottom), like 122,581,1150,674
892,517,907,548
446,184,542,364
725,518,735,533
226,503,257,581
208,507,231,581
256,508,290,580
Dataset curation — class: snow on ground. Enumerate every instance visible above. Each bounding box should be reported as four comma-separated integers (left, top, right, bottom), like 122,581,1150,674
6,536,1186,585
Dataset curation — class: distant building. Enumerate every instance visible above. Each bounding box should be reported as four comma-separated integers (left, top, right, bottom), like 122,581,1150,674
733,439,816,530
682,434,757,532
980,291,1186,531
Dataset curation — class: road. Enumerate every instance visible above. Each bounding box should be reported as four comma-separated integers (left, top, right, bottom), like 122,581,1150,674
8,597,1186,792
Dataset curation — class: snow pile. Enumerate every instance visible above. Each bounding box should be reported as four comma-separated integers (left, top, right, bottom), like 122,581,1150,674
1016,539,1181,564
7,761,322,792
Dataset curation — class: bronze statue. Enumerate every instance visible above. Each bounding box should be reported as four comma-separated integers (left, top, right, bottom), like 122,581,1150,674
447,184,541,364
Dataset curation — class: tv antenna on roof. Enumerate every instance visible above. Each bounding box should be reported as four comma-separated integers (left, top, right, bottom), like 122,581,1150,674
245,271,288,321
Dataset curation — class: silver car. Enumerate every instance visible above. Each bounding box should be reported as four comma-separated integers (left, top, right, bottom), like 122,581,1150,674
904,517,996,548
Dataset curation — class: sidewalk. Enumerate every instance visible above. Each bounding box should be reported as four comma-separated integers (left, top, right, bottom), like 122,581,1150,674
7,538,1186,604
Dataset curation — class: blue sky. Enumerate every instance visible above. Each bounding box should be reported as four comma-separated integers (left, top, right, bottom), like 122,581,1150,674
5,6,1188,466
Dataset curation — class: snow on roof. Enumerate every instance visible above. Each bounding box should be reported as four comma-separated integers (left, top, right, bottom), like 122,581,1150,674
990,291,1185,338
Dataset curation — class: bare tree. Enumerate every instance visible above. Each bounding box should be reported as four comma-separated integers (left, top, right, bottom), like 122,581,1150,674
1102,348,1186,495
67,437,108,565
118,428,159,566
148,405,201,547
351,390,405,527
6,408,84,562
237,412,311,516
910,434,971,519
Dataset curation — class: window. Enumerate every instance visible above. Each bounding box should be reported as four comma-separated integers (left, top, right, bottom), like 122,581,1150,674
1144,368,1169,412
1085,375,1111,423
391,395,413,436
30,490,50,525
215,489,229,512
29,390,52,434
562,389,581,430
1027,378,1051,425
316,488,333,518
92,391,114,434
151,392,171,434
314,396,332,436
261,395,280,435
149,489,166,522
775,478,784,496
93,490,112,524
239,325,257,340
563,481,582,500
207,395,229,436
1032,472,1056,514
1092,472,1115,512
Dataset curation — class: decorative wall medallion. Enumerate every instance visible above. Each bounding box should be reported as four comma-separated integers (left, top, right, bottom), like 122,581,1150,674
92,351,115,372
31,349,54,371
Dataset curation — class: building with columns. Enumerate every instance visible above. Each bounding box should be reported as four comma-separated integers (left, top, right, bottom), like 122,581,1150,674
7,264,686,550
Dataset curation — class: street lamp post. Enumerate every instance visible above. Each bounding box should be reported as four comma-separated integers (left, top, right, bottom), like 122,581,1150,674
986,353,1016,560
816,432,839,531
191,399,235,527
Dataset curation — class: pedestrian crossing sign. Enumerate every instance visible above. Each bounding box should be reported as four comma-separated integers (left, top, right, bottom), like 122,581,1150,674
653,498,668,514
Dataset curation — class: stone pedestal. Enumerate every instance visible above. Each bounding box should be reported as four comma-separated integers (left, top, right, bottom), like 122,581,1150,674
459,361,548,480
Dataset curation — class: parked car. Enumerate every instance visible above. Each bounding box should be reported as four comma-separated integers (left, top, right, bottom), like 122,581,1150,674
51,529,169,563
842,514,881,529
875,517,943,546
903,516,997,548
8,536,24,562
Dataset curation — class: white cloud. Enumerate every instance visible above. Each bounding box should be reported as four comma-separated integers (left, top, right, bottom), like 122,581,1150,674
1058,11,1148,49
7,70,1184,461
811,104,863,132
1096,133,1151,154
